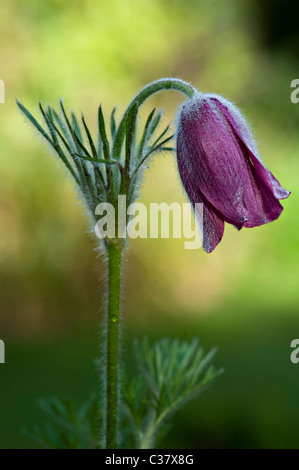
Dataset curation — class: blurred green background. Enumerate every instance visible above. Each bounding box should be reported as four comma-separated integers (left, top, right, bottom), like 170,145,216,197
1,0,299,449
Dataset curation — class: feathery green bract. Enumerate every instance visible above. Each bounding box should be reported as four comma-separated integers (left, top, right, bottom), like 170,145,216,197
110,107,117,139
137,107,156,159
147,109,162,140
98,105,110,160
123,337,222,449
52,108,77,153
23,396,100,449
16,100,52,145
81,115,97,158
151,124,170,148
73,130,92,158
133,134,174,175
71,112,83,143
17,98,174,220
125,102,139,173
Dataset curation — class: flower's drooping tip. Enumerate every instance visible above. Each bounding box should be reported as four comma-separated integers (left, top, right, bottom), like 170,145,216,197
176,93,290,253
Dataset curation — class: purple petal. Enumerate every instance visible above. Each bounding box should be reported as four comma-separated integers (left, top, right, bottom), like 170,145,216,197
177,97,255,226
201,200,225,253
213,97,291,225
176,93,290,252
177,129,224,253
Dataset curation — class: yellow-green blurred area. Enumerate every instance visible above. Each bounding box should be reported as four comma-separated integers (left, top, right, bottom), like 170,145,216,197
1,0,299,448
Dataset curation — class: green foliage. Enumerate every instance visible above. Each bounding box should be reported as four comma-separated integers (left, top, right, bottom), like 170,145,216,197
1,0,297,451
24,396,100,449
16,99,174,221
26,338,221,449
123,338,223,449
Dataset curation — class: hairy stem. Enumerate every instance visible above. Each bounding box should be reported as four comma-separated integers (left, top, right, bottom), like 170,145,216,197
112,78,196,160
105,78,196,449
106,243,122,449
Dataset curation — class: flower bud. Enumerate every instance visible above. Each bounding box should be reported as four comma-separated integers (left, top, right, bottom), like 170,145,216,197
176,93,290,252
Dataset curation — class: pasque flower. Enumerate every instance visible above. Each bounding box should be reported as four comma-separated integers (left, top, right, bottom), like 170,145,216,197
176,93,290,253
17,78,290,449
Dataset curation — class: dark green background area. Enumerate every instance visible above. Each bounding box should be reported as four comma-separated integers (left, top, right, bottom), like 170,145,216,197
2,311,299,449
0,0,298,449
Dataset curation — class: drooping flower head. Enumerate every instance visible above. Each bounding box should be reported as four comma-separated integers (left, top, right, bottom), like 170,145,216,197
176,93,290,253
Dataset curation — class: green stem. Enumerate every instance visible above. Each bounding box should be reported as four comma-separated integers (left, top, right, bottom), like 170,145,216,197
104,78,196,449
106,243,122,449
112,78,197,160
139,401,181,449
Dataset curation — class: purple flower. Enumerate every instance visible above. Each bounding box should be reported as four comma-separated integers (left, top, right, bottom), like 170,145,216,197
176,93,290,253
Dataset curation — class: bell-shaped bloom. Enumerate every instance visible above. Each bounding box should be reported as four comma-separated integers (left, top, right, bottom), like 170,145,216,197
176,93,290,253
